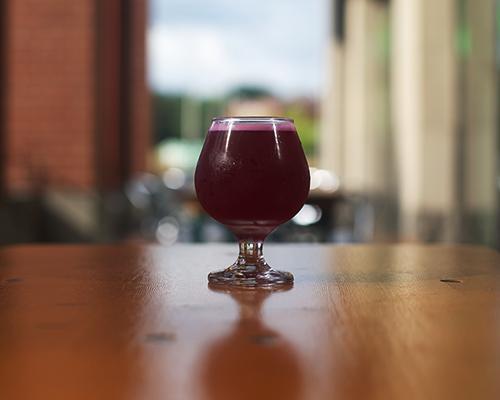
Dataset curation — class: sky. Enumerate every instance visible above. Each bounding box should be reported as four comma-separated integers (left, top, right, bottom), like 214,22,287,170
148,0,330,99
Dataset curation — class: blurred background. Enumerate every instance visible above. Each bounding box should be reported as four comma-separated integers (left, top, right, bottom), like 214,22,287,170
0,0,498,248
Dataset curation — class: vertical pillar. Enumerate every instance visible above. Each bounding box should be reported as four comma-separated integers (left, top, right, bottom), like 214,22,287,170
96,0,150,190
321,0,391,195
0,0,7,197
392,0,459,241
342,0,369,192
461,0,498,245
320,0,345,178
128,0,150,177
343,0,390,194
96,0,123,191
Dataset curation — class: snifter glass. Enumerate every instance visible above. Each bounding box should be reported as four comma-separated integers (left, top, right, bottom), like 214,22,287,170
194,117,310,287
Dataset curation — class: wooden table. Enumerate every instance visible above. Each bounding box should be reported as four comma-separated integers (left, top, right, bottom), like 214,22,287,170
0,244,499,400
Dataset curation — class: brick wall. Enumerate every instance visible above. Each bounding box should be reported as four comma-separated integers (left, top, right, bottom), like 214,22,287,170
1,0,149,195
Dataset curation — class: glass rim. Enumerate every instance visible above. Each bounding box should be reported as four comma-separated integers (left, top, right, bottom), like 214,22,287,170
211,116,294,123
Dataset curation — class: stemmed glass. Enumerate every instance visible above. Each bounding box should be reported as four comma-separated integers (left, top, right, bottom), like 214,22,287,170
195,117,310,287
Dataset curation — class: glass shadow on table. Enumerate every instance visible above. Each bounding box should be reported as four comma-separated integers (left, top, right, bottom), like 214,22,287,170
199,284,304,400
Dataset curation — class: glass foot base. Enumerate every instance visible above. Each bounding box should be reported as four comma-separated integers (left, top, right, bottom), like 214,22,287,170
209,240,294,288
208,265,294,288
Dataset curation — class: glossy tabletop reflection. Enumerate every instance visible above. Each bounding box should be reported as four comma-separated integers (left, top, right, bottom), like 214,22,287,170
0,244,500,400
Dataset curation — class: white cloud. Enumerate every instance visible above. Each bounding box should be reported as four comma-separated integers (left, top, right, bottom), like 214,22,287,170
148,25,235,96
147,0,330,98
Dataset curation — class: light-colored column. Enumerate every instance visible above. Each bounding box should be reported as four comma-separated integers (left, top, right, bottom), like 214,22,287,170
342,0,369,192
462,0,498,244
320,5,345,177
345,0,390,195
320,41,345,177
321,0,391,195
392,0,459,240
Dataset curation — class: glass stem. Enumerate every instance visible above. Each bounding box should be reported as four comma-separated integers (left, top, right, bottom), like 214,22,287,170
236,239,268,271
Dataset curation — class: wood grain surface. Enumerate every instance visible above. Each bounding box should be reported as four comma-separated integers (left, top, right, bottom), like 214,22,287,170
0,244,499,400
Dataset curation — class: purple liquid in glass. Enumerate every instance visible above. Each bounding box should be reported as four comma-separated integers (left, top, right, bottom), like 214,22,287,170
195,121,309,240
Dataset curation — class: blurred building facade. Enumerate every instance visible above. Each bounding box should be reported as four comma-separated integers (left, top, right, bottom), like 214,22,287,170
0,0,497,247
0,0,150,242
321,0,499,247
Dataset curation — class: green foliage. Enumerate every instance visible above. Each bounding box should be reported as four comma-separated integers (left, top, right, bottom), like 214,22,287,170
227,86,273,100
152,91,318,159
152,92,225,144
152,93,182,143
284,104,317,156
200,98,225,128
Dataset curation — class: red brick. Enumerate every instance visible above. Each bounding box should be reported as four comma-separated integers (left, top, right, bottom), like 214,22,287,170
3,0,149,195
